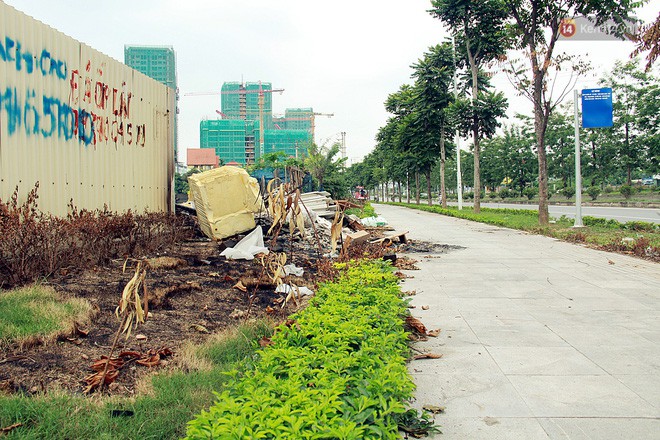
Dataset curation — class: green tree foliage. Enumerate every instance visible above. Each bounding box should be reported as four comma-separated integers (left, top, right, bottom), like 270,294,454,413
410,42,457,206
480,124,536,195
304,142,346,197
504,0,641,225
597,60,660,183
174,168,202,195
587,186,601,201
429,0,510,213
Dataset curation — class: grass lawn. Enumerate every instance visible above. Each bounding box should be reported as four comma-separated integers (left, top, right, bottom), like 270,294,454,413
0,320,273,439
0,285,91,347
387,203,659,261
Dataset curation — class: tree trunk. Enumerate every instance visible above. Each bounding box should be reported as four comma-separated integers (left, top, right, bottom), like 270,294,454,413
625,122,631,185
465,34,481,214
426,170,432,206
531,66,550,225
415,172,420,204
397,181,402,203
440,122,447,208
590,138,598,186
473,127,481,213
406,173,411,204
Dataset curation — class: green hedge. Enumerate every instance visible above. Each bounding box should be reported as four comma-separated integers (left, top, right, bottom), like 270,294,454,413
185,260,415,439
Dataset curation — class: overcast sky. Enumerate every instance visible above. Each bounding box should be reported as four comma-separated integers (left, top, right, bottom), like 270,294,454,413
4,0,659,166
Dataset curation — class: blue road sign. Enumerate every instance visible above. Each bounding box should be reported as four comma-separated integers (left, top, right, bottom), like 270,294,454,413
581,88,613,128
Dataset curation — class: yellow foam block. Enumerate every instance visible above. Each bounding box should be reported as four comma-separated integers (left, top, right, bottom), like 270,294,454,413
188,166,264,240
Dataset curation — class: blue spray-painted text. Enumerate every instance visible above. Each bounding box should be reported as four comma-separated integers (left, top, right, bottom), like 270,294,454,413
0,87,146,147
0,36,67,80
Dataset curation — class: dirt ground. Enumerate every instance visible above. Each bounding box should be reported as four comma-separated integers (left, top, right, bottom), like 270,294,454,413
0,230,332,397
0,223,457,398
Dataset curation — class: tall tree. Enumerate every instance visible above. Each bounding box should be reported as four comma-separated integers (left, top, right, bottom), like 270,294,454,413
411,42,457,208
599,59,659,183
429,0,509,213
504,0,641,224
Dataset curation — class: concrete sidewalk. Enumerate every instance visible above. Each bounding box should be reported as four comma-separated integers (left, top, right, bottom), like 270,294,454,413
374,204,660,439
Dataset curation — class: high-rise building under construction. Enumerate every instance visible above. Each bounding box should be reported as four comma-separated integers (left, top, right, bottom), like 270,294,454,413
124,45,178,159
200,81,314,166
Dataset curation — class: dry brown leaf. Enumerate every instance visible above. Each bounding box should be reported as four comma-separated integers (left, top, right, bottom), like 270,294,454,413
265,306,276,314
413,353,443,360
73,322,89,337
223,275,234,283
427,329,441,337
84,368,119,394
90,357,124,372
422,404,446,414
136,355,160,368
258,336,274,347
190,324,210,333
405,316,427,335
233,280,247,292
421,305,430,310
118,351,142,359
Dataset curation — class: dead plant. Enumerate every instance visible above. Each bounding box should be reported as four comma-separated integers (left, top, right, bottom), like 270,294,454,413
88,259,149,393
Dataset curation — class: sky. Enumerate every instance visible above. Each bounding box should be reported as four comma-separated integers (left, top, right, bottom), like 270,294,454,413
4,0,659,167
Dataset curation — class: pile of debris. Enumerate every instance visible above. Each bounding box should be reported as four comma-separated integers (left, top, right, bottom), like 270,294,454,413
178,165,410,277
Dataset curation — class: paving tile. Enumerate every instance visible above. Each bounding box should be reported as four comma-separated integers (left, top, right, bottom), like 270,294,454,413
538,417,660,440
508,375,657,418
466,320,569,347
375,204,660,437
425,417,550,440
486,346,605,376
615,374,660,408
412,373,533,418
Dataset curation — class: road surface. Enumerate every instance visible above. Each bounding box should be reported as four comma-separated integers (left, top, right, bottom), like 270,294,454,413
375,203,660,439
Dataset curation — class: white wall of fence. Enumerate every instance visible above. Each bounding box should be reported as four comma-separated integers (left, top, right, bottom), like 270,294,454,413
0,2,175,216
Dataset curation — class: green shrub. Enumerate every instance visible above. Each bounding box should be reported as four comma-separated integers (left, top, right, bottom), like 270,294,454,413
561,187,575,199
464,191,474,200
186,261,419,439
623,221,657,232
488,192,497,199
498,188,511,199
586,186,601,201
523,187,537,200
603,185,614,194
345,202,376,219
620,184,634,199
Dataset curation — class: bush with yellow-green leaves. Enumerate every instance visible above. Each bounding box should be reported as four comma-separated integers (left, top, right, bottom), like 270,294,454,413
186,260,418,439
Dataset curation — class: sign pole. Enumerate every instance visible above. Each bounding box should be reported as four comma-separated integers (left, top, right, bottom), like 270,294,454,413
574,89,583,227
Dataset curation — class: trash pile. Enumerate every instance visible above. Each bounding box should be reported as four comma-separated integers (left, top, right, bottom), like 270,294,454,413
178,165,411,298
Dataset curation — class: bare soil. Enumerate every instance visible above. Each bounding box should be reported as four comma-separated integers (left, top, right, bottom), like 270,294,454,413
0,235,326,398
0,225,454,399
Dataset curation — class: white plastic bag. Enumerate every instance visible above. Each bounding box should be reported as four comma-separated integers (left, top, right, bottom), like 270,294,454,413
220,227,269,260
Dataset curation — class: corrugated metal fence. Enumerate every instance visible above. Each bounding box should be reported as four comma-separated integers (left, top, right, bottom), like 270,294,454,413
0,2,175,216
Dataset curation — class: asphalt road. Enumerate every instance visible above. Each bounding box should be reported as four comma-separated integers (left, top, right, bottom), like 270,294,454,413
446,201,660,224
